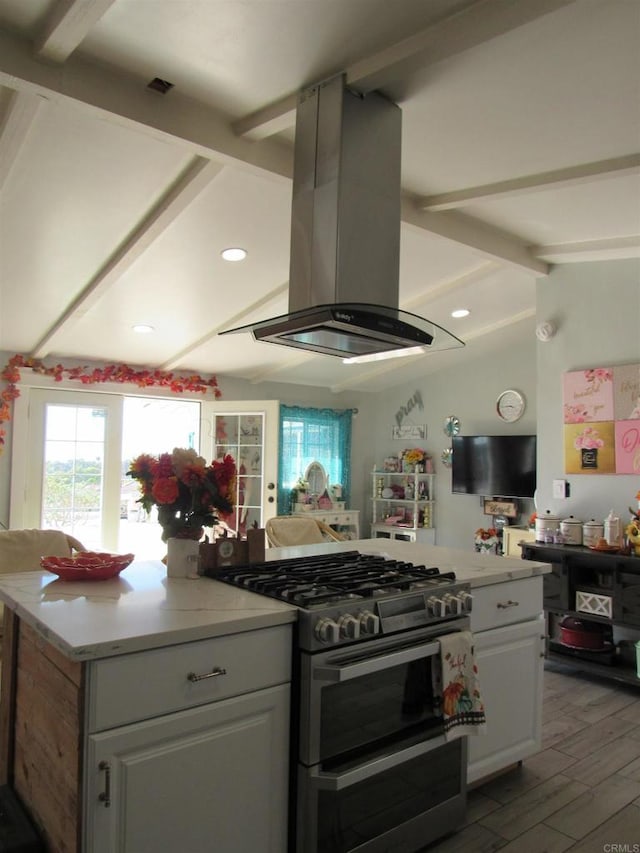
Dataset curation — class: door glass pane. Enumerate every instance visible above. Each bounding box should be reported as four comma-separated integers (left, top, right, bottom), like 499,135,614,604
120,397,201,560
41,405,107,549
215,413,265,536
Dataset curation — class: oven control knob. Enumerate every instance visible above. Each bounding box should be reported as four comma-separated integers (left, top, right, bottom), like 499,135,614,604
427,596,446,617
458,591,473,612
315,618,340,645
358,610,380,635
443,593,464,615
338,614,360,640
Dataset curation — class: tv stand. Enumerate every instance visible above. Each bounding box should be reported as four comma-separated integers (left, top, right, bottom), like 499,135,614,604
521,542,640,688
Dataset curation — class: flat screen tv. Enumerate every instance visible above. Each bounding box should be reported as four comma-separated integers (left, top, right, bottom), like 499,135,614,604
452,434,537,498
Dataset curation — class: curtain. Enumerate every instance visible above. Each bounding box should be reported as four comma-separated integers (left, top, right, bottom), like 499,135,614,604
277,406,352,514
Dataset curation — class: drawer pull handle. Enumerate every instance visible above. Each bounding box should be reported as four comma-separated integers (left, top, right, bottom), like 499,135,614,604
496,599,519,609
187,667,227,682
98,760,111,808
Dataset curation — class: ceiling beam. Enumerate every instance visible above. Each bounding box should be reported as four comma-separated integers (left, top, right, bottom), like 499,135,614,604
0,89,43,192
534,235,640,263
233,0,578,140
31,157,225,359
0,28,293,182
419,154,640,211
35,0,117,62
401,196,549,275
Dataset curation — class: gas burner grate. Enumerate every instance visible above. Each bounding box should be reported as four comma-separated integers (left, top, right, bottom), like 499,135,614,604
212,551,457,609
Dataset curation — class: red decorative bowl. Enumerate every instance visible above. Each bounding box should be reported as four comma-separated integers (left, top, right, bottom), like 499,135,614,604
40,552,135,581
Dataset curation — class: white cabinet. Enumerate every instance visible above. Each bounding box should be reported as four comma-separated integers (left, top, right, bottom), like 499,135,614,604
468,577,544,785
371,471,435,541
82,624,292,853
86,685,289,853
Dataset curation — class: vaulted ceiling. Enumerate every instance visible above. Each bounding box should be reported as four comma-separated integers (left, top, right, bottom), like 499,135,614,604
0,0,639,393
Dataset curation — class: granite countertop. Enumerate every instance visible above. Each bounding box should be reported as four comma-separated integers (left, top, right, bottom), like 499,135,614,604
0,540,549,662
0,560,298,661
268,539,551,587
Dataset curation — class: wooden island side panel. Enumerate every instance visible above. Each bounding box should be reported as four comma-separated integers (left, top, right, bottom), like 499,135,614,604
13,620,85,853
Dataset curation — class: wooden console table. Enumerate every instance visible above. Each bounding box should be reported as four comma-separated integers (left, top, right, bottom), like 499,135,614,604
521,542,640,687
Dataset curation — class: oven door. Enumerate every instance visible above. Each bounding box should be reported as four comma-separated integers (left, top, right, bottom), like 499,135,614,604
296,734,467,853
298,623,467,767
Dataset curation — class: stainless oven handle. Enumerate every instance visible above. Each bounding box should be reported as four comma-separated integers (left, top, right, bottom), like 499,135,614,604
310,735,448,790
313,640,440,682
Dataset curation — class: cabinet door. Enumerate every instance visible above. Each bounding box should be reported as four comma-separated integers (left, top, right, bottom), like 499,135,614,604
85,685,290,853
467,618,544,785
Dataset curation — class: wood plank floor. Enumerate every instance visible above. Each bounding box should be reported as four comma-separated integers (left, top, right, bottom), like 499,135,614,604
423,661,640,852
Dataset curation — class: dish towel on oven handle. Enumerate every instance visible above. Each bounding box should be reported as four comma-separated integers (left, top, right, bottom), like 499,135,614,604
432,630,486,741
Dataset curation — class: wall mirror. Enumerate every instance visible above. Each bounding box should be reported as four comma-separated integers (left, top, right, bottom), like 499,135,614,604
305,461,328,495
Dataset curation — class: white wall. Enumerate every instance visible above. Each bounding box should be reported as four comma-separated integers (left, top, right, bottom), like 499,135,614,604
535,258,640,525
350,260,640,550
349,315,538,549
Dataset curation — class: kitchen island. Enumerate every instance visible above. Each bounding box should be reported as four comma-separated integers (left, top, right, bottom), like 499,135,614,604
0,541,549,852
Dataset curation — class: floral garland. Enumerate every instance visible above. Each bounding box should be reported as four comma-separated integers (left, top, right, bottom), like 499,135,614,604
0,354,221,455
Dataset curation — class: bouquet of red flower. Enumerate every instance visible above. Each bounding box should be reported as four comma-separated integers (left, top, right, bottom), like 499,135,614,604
127,448,236,542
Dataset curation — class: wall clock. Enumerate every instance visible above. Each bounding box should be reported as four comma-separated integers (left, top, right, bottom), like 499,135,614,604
496,389,526,423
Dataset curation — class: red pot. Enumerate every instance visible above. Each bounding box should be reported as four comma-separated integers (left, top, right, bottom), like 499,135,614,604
559,617,605,649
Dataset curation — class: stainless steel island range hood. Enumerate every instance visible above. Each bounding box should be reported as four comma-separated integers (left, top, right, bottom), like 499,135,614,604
222,74,464,360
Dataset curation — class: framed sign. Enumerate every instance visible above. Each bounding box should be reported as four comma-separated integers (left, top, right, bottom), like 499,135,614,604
392,424,426,440
563,364,640,474
483,498,518,518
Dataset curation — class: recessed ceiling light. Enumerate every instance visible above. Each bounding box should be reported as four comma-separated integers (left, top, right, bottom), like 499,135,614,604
132,324,154,334
221,247,247,262
451,308,470,319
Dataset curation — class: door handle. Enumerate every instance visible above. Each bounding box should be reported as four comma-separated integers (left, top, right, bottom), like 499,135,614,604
98,760,111,807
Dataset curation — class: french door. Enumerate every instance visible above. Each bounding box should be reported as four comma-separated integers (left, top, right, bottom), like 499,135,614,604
201,400,280,535
12,389,123,551
11,387,279,554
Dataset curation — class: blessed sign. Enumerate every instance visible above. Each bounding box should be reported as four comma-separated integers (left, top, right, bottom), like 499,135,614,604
483,499,518,518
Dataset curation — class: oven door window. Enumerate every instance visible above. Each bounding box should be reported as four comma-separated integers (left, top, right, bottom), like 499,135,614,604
319,657,439,762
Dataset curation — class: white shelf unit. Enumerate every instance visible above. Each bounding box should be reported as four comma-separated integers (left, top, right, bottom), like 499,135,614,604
371,471,435,543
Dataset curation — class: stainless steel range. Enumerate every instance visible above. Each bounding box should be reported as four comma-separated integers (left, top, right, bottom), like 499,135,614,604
214,550,473,853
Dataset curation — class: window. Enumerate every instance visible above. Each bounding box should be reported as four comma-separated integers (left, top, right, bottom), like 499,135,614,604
277,406,352,513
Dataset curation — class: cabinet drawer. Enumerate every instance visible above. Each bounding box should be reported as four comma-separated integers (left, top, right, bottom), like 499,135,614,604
87,625,292,732
331,513,355,525
471,577,543,632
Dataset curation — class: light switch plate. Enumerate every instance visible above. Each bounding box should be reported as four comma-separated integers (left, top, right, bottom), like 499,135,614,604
553,479,568,499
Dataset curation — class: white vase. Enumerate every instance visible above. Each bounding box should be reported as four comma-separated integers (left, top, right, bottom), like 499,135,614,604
166,537,200,578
